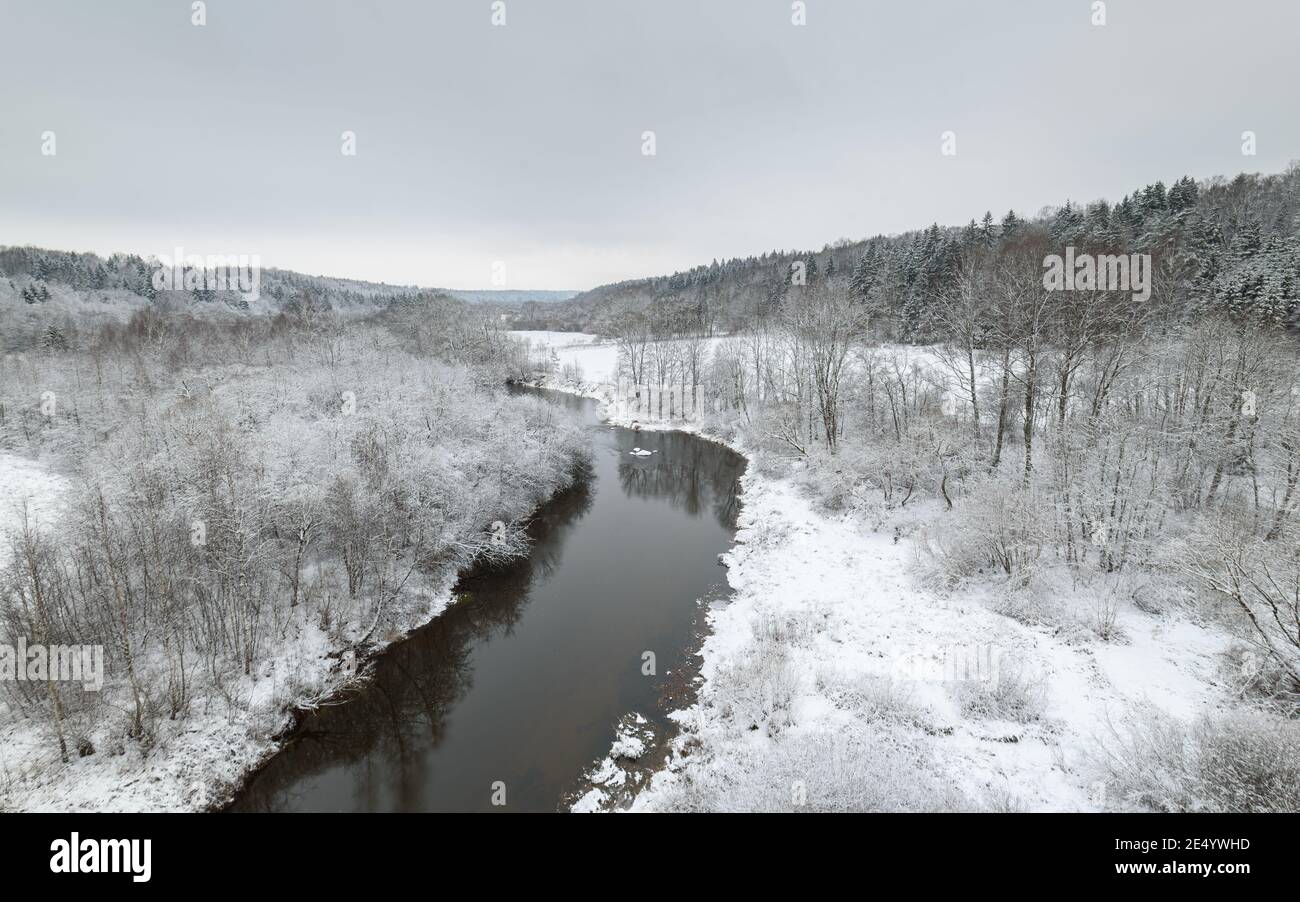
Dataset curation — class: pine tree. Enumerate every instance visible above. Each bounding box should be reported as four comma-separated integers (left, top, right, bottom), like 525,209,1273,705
1050,202,1083,242
1189,218,1225,290
41,323,69,352
135,260,157,300
1229,220,1262,261
1167,179,1188,213
1000,210,1021,238
1140,182,1168,216
1085,200,1112,238
1114,196,1139,236
849,243,881,301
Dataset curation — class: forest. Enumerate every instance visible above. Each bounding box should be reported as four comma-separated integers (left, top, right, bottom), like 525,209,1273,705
531,165,1300,812
525,166,1300,340
2,162,1298,812
0,296,589,808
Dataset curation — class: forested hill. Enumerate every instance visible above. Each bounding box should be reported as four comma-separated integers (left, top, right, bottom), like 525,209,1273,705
445,289,578,304
529,165,1300,338
0,249,471,352
6,164,1297,350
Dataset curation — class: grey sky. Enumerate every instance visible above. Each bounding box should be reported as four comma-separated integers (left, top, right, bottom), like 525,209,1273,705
1,0,1297,290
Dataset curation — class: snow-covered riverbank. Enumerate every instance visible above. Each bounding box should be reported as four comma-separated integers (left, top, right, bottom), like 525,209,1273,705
520,332,1238,812
0,325,1247,811
0,445,462,811
0,355,592,812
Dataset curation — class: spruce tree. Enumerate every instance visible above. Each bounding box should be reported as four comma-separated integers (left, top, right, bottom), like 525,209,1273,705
1050,202,1083,242
41,323,69,352
1000,210,1021,238
849,244,881,301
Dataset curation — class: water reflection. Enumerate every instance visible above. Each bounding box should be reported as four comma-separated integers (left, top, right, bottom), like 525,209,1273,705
231,392,743,812
616,431,742,526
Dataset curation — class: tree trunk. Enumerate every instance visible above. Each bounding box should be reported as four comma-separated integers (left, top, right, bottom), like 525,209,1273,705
992,348,1011,470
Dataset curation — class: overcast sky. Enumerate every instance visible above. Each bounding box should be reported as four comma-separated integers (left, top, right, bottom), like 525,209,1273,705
1,0,1297,290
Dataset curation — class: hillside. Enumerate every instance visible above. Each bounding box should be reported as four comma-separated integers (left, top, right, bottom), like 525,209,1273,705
0,248,572,353
532,166,1300,338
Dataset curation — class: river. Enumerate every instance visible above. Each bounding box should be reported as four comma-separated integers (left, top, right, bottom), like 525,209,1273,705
230,387,743,812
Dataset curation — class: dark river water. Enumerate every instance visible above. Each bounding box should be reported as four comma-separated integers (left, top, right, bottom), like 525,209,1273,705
230,388,743,812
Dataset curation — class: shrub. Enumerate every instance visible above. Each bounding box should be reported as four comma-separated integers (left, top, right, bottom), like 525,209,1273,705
951,657,1048,724
712,635,800,737
1093,707,1300,812
921,476,1044,587
649,725,970,812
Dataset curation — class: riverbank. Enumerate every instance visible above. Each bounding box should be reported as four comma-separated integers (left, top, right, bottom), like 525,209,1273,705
229,387,745,811
0,559,454,812
525,341,1239,813
0,463,587,812
0,356,592,812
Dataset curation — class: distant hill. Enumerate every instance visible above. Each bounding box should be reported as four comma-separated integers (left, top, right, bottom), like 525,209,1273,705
444,289,578,304
0,245,580,351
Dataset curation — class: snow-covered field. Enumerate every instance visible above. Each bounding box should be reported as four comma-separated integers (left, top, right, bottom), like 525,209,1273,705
510,330,619,394
522,332,1236,812
0,452,69,568
621,469,1231,811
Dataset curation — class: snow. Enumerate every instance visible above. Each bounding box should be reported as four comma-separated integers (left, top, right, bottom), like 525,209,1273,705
0,452,69,568
525,332,1239,812
628,451,1232,811
571,713,654,812
511,330,619,391
0,564,462,812
510,330,602,350
1,336,598,812
1,332,1245,811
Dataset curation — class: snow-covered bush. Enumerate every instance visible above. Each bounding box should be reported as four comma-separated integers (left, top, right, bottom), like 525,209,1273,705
1094,707,1300,812
816,671,931,731
1223,643,1300,709
920,475,1044,588
1177,515,1300,697
987,568,1151,641
950,657,1048,724
648,719,969,812
711,616,802,736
